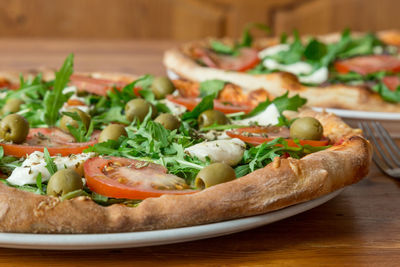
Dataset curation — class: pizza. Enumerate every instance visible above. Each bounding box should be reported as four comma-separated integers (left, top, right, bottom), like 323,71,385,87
163,28,400,112
0,54,371,234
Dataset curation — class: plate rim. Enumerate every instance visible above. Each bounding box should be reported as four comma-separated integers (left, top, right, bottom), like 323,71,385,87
0,188,344,250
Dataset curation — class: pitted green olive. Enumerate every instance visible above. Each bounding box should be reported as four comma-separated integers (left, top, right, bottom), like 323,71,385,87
154,113,180,131
290,117,323,140
195,163,236,189
0,114,29,144
151,76,175,99
60,108,91,133
198,109,229,128
46,169,83,197
2,98,24,114
98,124,127,142
125,98,157,122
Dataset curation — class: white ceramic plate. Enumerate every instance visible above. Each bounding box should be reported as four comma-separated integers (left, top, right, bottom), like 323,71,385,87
0,188,343,250
312,107,400,120
166,70,400,121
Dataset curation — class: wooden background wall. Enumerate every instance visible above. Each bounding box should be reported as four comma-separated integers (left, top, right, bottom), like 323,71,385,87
0,0,398,40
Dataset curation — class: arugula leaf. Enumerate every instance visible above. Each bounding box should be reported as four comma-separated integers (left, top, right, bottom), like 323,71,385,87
336,33,381,59
210,41,238,55
43,54,74,126
372,81,400,102
35,173,45,195
0,147,21,175
240,23,270,47
235,138,330,177
280,32,288,44
244,92,306,118
181,93,215,121
272,92,307,113
44,148,57,175
304,39,327,61
199,80,225,97
62,111,91,142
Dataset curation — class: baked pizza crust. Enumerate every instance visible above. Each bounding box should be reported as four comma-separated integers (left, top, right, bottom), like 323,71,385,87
0,109,372,233
163,30,400,112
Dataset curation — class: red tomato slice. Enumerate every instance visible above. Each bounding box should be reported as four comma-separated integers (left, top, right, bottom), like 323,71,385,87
166,95,253,114
226,127,329,147
70,75,128,96
334,55,400,75
84,157,198,199
383,76,400,91
198,47,260,72
0,128,99,157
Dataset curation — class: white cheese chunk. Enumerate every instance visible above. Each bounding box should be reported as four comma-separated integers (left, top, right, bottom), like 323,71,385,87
259,44,328,84
258,44,289,59
298,66,328,84
235,103,280,126
263,59,313,75
161,99,187,116
185,138,246,166
7,151,95,186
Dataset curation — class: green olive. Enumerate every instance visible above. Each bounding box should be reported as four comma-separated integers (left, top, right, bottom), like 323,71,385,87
198,110,229,128
151,76,175,99
46,169,83,197
98,124,127,142
290,117,323,140
60,108,91,133
2,98,24,114
154,113,180,131
0,114,29,144
195,163,236,189
125,98,157,122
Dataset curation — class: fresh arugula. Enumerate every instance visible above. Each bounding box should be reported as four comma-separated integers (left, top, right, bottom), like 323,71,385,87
44,148,57,175
0,147,22,175
210,41,238,56
240,23,270,48
85,113,205,184
235,138,330,177
62,111,94,142
199,80,226,97
43,54,74,126
181,93,215,121
210,23,270,55
35,173,45,195
372,81,400,102
244,92,306,118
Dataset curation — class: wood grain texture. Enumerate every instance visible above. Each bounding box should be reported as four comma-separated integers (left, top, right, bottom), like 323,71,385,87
0,39,398,265
0,0,398,40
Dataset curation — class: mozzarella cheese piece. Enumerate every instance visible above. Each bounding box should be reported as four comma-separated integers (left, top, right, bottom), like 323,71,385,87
235,103,280,126
7,151,95,186
298,66,328,84
161,99,187,116
258,44,289,59
185,138,246,166
259,44,328,84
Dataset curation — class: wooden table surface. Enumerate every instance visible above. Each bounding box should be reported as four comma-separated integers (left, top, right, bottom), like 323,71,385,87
0,39,399,266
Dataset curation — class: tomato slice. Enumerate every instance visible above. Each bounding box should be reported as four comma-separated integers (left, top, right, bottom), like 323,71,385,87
69,75,128,96
166,95,253,114
197,47,260,72
84,157,198,199
383,76,400,91
226,127,329,147
334,55,400,75
0,128,99,157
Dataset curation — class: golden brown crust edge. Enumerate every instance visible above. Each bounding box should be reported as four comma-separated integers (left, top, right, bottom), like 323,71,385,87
163,31,400,113
0,109,372,234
